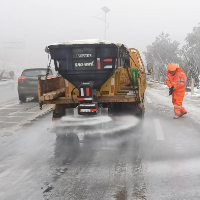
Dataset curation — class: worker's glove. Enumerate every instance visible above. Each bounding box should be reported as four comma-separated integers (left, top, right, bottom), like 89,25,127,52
169,86,174,96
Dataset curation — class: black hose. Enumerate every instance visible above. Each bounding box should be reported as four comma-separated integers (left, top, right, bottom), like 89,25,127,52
125,67,140,102
123,50,140,102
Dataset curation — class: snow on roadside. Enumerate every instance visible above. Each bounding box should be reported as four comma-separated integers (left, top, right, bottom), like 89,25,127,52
147,81,200,124
186,88,200,97
0,79,17,86
148,81,168,90
185,92,200,97
148,81,200,98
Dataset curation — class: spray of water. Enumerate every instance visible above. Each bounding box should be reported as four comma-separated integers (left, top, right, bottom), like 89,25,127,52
83,115,140,135
52,114,141,137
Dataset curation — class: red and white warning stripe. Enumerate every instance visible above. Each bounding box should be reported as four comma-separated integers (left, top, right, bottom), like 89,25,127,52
97,58,101,69
111,77,115,93
78,97,93,101
80,108,97,112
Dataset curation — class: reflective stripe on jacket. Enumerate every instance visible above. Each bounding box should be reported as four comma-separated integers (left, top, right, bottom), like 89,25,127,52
165,66,187,92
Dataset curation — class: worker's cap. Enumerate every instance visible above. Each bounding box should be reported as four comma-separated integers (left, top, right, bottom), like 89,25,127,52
167,63,177,72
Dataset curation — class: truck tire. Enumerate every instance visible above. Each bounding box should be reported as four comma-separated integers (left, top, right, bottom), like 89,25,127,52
19,95,26,103
136,107,145,118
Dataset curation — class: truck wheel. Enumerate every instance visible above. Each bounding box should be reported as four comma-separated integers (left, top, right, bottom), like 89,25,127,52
134,101,145,118
19,95,26,103
136,107,145,118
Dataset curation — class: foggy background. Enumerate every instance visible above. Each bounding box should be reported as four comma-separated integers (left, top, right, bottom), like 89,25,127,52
0,0,199,75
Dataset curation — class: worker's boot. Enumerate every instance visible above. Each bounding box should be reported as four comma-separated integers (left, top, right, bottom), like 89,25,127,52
173,115,180,119
180,112,187,117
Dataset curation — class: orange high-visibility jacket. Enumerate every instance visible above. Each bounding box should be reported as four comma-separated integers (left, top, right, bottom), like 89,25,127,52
165,66,187,92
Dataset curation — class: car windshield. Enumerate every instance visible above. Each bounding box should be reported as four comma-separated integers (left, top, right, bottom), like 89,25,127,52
21,69,51,77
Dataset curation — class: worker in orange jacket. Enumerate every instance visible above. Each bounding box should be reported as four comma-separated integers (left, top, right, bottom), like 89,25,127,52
166,64,187,119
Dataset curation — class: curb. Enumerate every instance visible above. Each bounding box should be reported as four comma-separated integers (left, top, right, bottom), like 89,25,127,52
0,105,53,136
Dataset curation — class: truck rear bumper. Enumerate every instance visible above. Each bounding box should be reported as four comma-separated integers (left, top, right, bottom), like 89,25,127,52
42,96,137,104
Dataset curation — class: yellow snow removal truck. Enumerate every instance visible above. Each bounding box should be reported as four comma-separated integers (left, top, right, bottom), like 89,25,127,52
38,39,146,138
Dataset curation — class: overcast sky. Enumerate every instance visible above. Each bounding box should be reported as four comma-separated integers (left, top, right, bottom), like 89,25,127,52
0,0,200,69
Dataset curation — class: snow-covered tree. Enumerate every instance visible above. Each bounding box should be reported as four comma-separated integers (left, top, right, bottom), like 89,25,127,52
143,33,180,80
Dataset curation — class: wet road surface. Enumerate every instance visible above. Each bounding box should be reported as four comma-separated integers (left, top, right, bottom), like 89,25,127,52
0,99,51,134
0,87,200,199
0,82,52,134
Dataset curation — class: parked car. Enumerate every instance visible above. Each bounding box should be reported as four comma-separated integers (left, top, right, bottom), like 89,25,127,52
18,68,53,102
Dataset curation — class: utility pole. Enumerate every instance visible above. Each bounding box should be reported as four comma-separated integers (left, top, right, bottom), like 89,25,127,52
104,11,106,39
101,6,111,40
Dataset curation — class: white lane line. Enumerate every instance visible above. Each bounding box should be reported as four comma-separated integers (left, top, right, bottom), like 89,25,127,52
0,100,18,106
0,116,22,118
0,105,52,135
0,103,19,110
146,96,153,104
154,119,165,140
9,111,38,116
16,112,38,114
0,101,18,105
0,121,18,124
0,108,21,110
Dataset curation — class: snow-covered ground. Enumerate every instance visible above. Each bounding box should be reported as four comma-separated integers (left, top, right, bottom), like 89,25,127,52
147,81,200,124
0,79,17,86
185,88,200,97
148,80,200,97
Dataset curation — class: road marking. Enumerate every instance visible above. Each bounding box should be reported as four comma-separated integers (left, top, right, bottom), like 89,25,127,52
15,112,38,114
0,121,18,124
154,119,165,140
8,111,38,116
0,116,22,118
0,102,19,111
0,108,21,110
146,96,153,104
0,105,52,135
0,100,18,106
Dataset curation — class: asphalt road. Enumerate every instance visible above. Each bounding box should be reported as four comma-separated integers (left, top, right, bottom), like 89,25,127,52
0,87,200,200
0,81,51,134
